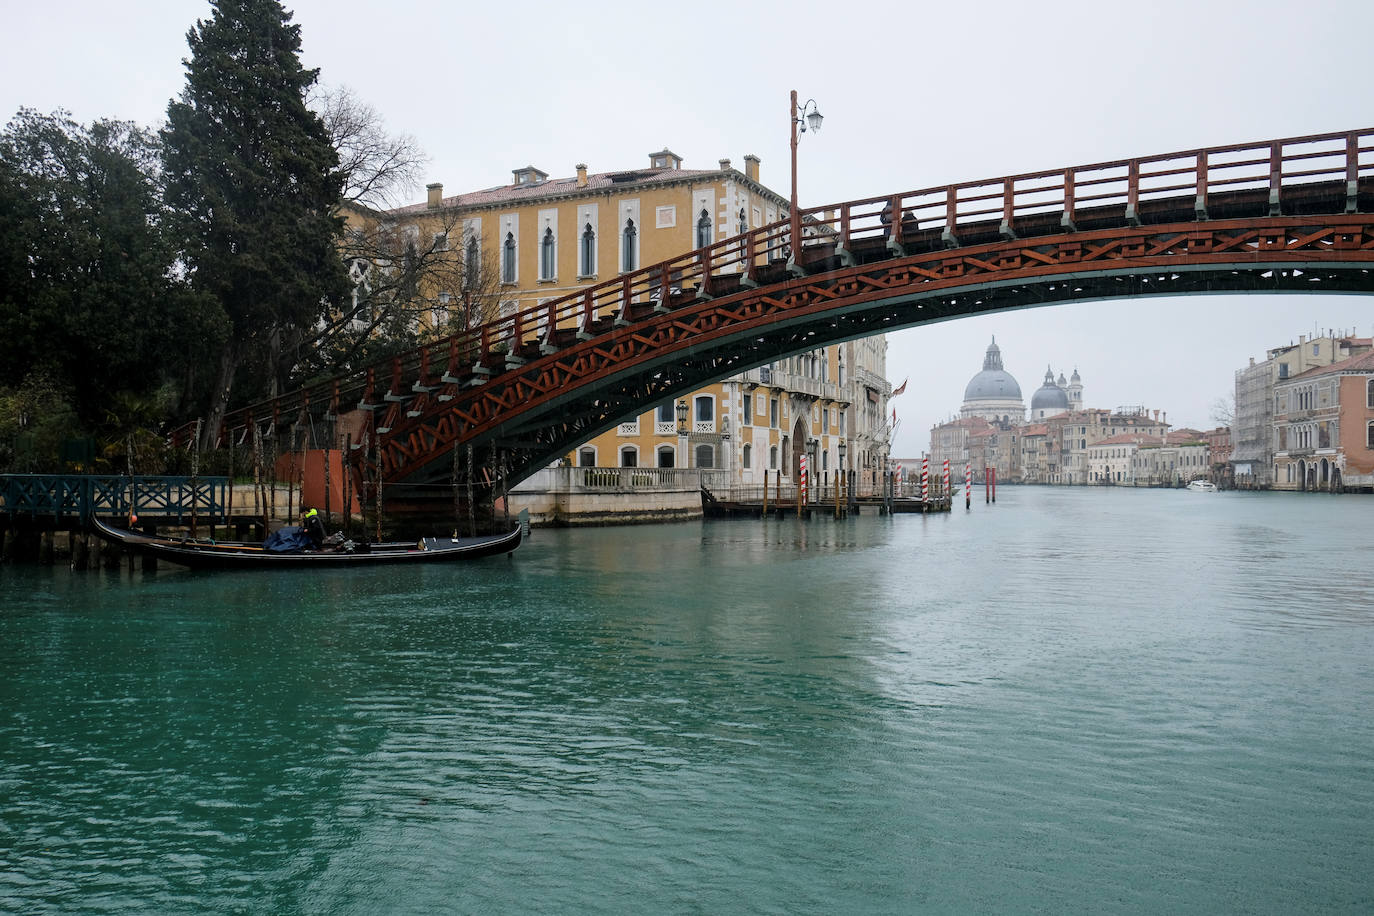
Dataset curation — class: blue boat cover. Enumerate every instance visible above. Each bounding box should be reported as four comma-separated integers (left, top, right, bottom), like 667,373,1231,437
263,526,313,552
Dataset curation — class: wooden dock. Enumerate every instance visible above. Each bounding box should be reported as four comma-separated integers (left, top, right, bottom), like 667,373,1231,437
702,483,952,519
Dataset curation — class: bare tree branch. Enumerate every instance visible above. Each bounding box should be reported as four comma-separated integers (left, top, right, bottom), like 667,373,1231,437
311,84,427,210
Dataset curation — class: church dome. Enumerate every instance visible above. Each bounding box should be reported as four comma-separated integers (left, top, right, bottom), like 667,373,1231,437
963,338,1022,401
1031,367,1069,411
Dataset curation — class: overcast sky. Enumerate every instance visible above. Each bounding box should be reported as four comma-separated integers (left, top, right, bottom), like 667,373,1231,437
5,0,1371,455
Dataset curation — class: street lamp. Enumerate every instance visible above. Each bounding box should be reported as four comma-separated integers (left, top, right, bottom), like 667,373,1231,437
676,398,689,469
837,439,847,514
788,90,824,274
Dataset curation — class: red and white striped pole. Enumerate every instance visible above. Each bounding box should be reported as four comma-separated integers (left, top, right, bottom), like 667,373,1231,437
921,456,929,503
965,462,972,509
942,458,950,503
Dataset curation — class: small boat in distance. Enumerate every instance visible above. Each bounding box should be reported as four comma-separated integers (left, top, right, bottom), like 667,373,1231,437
91,516,521,570
1186,479,1218,492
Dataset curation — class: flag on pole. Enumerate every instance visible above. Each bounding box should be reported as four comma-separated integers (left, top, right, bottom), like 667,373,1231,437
891,377,908,397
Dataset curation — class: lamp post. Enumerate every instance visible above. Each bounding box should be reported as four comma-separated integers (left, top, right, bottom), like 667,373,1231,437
676,398,690,469
837,439,847,516
806,437,819,505
788,90,824,273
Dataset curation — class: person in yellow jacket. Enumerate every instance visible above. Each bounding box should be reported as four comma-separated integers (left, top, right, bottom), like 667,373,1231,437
302,508,326,549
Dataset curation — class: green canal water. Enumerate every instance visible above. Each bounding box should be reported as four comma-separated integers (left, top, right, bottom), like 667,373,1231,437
2,486,1373,914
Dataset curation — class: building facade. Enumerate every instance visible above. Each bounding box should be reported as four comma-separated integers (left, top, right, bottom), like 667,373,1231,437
1231,332,1372,487
373,150,891,494
1272,350,1374,491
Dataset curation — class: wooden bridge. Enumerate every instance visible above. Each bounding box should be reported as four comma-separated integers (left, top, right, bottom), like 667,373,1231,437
202,127,1374,521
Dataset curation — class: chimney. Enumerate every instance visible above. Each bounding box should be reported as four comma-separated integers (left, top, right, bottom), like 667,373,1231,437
576,164,588,188
719,158,732,171
426,182,443,209
744,154,760,183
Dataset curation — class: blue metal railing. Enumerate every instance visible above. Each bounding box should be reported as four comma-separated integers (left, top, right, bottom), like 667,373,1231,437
0,475,229,522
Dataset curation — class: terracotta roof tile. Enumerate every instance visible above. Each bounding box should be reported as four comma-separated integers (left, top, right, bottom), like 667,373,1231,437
388,166,730,216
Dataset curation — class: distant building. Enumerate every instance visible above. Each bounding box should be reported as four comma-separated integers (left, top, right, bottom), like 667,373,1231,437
960,338,1024,428
1231,331,1371,487
932,339,1189,487
1205,426,1232,486
1272,350,1374,491
1033,365,1077,422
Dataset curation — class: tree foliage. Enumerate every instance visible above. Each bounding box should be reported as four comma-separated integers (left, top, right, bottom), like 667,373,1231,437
0,108,222,469
162,0,348,447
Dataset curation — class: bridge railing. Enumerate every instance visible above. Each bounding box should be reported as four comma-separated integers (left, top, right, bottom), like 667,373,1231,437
0,475,229,522
205,127,1373,446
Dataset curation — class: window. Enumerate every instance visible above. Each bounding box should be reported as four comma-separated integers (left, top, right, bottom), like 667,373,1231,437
580,223,595,277
657,445,676,468
695,444,714,468
738,207,747,236
742,443,752,468
578,447,596,467
622,219,638,272
1367,378,1374,409
620,446,638,468
658,402,674,424
695,396,714,423
539,228,555,280
770,397,779,428
743,394,752,422
1367,421,1374,449
502,232,516,283
696,209,712,249
770,445,779,469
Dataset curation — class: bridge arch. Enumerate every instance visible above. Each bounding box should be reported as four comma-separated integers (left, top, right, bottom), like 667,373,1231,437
207,128,1374,517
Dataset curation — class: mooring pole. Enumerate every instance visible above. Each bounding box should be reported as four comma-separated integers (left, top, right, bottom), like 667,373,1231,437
467,443,476,538
190,418,202,539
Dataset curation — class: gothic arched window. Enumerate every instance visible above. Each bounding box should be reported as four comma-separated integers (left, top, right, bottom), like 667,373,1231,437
696,209,712,249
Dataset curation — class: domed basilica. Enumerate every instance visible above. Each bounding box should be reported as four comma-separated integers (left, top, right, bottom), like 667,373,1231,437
960,337,1081,427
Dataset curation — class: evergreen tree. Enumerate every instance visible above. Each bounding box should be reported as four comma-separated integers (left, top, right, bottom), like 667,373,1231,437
162,0,347,447
0,109,219,440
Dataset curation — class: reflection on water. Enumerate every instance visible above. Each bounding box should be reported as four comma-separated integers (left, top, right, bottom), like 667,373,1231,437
3,487,1373,914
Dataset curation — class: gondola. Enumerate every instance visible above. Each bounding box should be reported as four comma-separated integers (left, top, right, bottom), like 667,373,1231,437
90,516,521,570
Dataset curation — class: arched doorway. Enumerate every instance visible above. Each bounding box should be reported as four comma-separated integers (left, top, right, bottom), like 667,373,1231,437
791,415,809,481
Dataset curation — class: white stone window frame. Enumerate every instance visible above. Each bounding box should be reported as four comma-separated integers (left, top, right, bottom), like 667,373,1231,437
618,200,640,274
537,209,558,282
693,395,716,433
576,203,598,279
499,213,519,285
